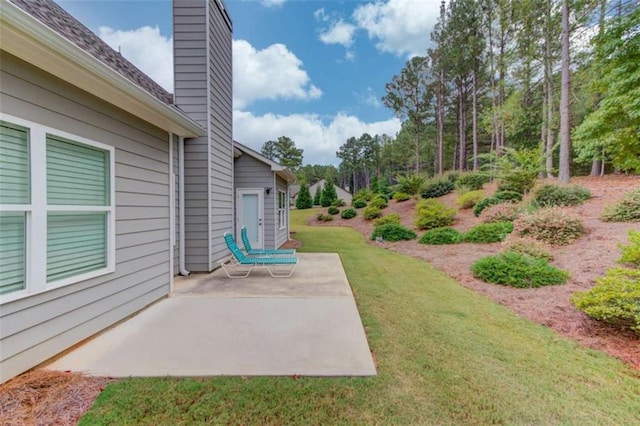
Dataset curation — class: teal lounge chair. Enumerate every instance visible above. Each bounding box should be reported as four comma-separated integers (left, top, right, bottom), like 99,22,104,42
241,226,296,256
221,233,298,278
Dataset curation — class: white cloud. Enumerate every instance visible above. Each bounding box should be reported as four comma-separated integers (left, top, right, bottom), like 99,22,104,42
356,87,382,108
353,0,442,57
261,0,286,7
319,19,357,48
233,110,401,165
233,40,322,109
98,26,174,91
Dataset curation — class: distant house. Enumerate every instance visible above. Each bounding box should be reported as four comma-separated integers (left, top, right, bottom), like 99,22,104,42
0,0,289,383
308,179,353,205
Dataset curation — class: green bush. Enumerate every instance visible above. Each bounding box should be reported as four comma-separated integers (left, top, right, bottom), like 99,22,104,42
370,196,388,209
502,237,554,261
463,222,514,243
444,171,459,183
331,199,346,207
418,227,462,245
415,199,456,230
341,208,357,219
392,192,412,202
601,188,640,222
479,203,521,223
494,190,524,202
320,179,338,207
353,189,375,202
395,174,426,195
352,198,367,209
497,171,538,194
421,177,454,199
456,190,486,209
316,213,333,222
327,206,340,215
363,206,383,220
533,184,592,207
374,213,401,226
455,172,490,191
513,208,586,245
296,183,313,209
371,223,417,242
473,197,504,217
571,267,640,333
472,252,569,288
618,230,640,268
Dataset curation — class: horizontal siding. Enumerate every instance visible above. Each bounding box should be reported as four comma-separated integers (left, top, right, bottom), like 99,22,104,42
0,52,171,382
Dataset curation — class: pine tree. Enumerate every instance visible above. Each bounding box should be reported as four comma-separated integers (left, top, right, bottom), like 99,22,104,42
313,185,322,206
320,179,338,207
296,183,313,210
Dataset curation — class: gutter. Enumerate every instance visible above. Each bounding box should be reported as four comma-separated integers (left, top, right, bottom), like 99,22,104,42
178,136,190,276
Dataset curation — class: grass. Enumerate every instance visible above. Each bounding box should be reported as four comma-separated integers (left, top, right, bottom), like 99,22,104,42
80,208,640,424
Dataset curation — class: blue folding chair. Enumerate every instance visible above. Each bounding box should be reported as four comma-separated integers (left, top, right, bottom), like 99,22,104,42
221,233,298,278
241,226,296,256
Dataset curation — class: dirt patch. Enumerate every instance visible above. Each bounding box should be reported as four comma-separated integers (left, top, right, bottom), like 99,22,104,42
315,175,640,369
0,369,112,425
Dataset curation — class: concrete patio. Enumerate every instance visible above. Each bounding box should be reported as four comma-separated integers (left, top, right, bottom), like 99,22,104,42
47,253,377,377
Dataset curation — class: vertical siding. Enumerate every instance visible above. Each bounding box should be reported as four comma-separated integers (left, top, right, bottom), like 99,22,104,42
207,0,234,267
174,0,233,271
233,155,275,249
0,53,171,382
275,176,289,249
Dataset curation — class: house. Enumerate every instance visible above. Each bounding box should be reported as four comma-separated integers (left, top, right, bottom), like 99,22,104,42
0,0,282,383
308,179,353,205
234,141,295,250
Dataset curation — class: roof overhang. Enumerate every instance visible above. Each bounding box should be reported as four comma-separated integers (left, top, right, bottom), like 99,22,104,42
0,0,205,138
234,141,297,184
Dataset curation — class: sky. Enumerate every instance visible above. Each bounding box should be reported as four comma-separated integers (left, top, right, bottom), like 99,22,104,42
57,0,444,165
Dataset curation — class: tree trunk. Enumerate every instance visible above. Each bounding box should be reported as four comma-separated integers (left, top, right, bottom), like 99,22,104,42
472,70,479,171
458,83,466,171
545,5,555,179
590,159,602,176
558,0,571,184
486,3,499,153
437,68,444,175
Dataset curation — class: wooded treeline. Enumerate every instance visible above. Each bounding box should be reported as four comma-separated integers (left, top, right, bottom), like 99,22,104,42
328,0,638,192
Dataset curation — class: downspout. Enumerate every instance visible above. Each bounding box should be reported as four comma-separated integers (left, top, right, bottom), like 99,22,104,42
178,136,190,276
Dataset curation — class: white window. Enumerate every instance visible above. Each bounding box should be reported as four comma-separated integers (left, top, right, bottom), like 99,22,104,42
0,114,115,302
278,190,287,230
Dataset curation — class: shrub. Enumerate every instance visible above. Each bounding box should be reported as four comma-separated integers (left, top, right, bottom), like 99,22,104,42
296,183,313,209
618,230,640,268
353,189,375,202
533,184,592,207
456,190,486,209
420,177,454,199
415,199,456,230
341,208,357,219
463,222,514,243
494,190,524,203
395,174,426,195
472,252,569,288
455,172,490,191
392,192,412,202
479,203,521,223
473,196,505,217
374,213,401,226
444,171,459,183
418,227,462,245
371,223,417,242
370,196,388,209
497,172,537,194
352,198,367,209
331,199,346,207
316,213,333,222
327,206,340,215
513,208,586,245
320,179,338,207
502,236,554,261
313,185,322,206
571,267,640,333
363,206,383,220
601,188,640,222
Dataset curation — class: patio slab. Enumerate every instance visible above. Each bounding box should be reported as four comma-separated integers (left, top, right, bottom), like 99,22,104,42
47,253,377,377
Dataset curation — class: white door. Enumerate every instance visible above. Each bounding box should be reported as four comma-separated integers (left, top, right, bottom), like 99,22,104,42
237,189,264,249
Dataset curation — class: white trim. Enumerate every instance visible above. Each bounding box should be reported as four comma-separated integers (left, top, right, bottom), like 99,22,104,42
0,0,204,138
206,0,213,270
178,137,189,276
168,133,174,292
277,190,287,230
0,113,115,303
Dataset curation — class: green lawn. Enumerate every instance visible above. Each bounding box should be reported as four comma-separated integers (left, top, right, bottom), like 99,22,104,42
80,208,640,425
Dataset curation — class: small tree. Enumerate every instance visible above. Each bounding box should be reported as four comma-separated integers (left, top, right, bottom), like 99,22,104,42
313,185,322,206
296,183,313,210
320,179,338,207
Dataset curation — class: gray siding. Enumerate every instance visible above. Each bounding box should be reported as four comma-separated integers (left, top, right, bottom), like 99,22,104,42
174,0,233,271
234,155,276,249
275,176,289,249
0,52,172,382
173,134,180,275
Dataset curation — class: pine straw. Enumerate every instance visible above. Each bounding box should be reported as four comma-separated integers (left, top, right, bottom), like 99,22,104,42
0,369,113,425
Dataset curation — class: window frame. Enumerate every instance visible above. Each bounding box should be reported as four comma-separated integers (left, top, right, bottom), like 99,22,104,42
277,190,287,230
0,114,115,303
